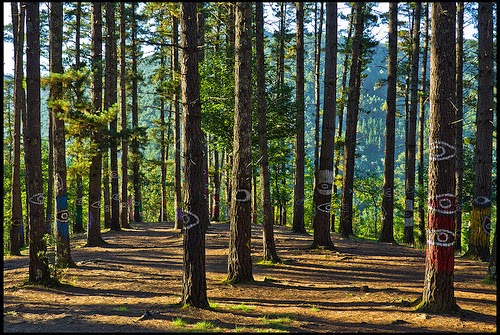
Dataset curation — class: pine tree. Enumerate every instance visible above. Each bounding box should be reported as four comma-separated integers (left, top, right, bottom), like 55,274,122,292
417,2,459,313
179,2,209,308
227,2,254,284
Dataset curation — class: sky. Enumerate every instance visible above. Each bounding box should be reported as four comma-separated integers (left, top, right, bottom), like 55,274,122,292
3,2,478,76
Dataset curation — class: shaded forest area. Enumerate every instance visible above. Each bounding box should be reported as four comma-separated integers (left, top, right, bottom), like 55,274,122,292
2,2,497,332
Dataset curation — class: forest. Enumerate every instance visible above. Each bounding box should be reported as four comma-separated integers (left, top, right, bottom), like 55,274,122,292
2,2,497,333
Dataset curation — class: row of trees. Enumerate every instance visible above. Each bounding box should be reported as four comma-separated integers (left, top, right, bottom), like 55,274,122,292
3,2,496,312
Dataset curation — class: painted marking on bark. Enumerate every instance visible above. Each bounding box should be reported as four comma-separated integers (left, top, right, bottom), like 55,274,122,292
428,193,456,215
427,229,455,247
104,205,110,213
182,211,200,230
134,201,141,207
317,203,331,213
317,169,333,195
57,221,69,238
473,196,491,208
112,193,120,201
406,186,414,194
295,198,305,205
235,189,251,202
91,200,101,209
55,173,64,192
482,215,491,235
110,171,119,179
121,201,128,209
427,213,455,272
76,197,83,206
29,193,44,205
384,188,393,198
429,140,456,161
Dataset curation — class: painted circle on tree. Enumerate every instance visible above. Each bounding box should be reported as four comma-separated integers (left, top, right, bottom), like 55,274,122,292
428,193,456,215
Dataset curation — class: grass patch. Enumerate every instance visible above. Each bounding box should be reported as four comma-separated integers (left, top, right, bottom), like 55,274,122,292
112,306,129,312
258,314,294,331
172,317,187,328
209,301,220,309
226,303,255,312
192,321,218,332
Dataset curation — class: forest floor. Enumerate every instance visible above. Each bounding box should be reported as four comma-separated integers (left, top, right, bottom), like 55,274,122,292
3,221,497,333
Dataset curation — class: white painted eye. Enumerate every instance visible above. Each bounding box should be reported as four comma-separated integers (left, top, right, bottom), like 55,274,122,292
91,200,101,209
427,229,455,247
29,193,44,205
473,196,491,207
56,209,69,223
482,215,491,235
317,203,331,213
429,141,455,161
428,194,456,215
182,211,200,230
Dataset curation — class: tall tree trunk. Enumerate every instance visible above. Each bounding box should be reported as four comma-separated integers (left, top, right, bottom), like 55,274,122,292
292,1,306,234
227,1,254,284
313,2,324,179
87,2,106,246
10,2,25,255
46,105,54,234
160,52,167,223
25,1,50,283
404,3,421,246
73,2,85,234
340,2,364,238
119,2,131,229
454,2,464,253
131,3,142,223
380,2,398,244
173,14,183,230
179,2,209,308
417,2,429,248
465,2,493,262
105,2,120,231
312,2,336,250
332,9,354,232
417,2,459,314
256,2,280,263
50,1,76,268
211,149,221,221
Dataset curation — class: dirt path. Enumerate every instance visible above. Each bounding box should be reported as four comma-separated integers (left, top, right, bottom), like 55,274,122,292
3,221,497,333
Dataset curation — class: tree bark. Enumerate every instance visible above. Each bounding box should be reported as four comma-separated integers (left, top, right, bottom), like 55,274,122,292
465,2,493,262
119,2,131,229
87,2,106,246
25,1,50,283
10,2,25,256
312,2,336,250
417,2,459,314
227,2,254,284
454,2,464,253
179,2,209,308
417,2,430,248
380,2,398,244
173,13,183,230
256,2,280,263
50,1,76,267
340,2,364,238
292,1,306,234
403,3,421,246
